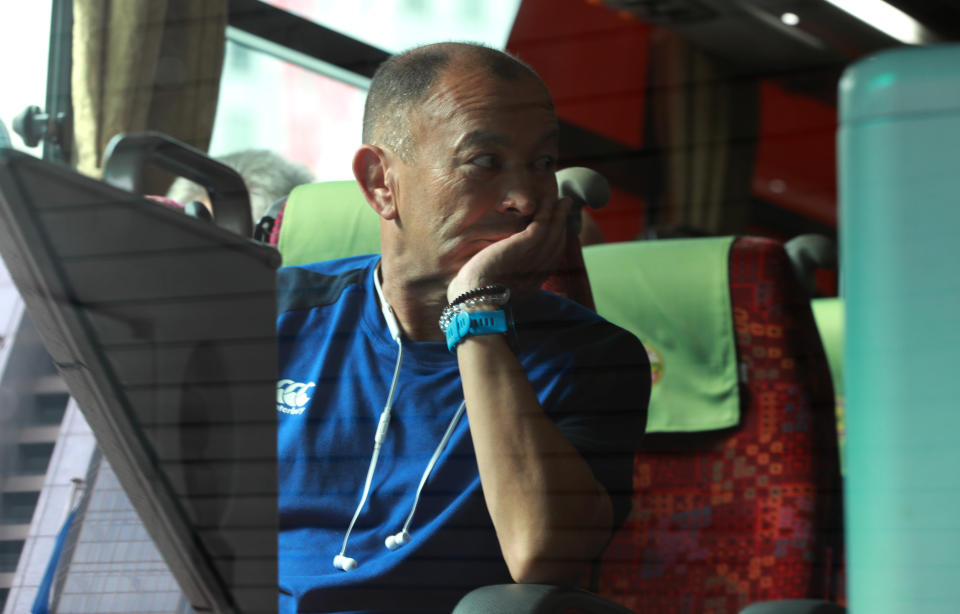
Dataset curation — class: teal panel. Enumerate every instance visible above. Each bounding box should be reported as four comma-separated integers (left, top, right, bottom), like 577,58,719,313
839,45,960,123
840,44,960,614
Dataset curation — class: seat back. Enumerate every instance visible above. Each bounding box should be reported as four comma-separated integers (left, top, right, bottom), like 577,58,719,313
586,237,844,613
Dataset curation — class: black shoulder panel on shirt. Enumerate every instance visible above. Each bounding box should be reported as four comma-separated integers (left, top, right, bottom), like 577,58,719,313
277,266,365,314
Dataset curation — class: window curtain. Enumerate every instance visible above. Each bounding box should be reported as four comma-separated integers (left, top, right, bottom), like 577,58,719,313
71,0,227,180
645,28,758,236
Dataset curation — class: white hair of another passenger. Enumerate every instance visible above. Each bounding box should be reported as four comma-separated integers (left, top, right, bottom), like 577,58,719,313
166,149,315,222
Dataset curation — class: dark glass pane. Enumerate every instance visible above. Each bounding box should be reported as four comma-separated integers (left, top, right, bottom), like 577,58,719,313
31,392,69,425
0,540,25,572
1,491,40,524
16,442,55,475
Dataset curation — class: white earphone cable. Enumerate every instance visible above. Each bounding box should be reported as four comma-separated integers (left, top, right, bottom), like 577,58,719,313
385,400,466,550
334,339,403,570
336,262,467,568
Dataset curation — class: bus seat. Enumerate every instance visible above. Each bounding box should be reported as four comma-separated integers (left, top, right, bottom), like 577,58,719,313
273,179,595,308
273,182,846,612
584,237,844,614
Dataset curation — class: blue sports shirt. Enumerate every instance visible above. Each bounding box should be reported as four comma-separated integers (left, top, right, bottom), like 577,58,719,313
277,254,649,613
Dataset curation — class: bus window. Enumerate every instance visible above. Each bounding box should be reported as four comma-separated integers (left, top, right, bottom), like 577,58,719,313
264,0,522,53
210,29,368,182
0,1,53,157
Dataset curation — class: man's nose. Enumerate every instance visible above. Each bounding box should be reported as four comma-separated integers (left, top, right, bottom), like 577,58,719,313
496,170,546,215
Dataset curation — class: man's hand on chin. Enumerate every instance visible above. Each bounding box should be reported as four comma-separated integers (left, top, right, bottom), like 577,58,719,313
447,197,572,302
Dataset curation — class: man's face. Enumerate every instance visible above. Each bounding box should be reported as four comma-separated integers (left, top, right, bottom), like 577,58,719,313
386,65,560,280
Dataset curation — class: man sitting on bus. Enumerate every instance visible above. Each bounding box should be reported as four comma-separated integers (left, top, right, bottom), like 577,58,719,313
276,41,650,613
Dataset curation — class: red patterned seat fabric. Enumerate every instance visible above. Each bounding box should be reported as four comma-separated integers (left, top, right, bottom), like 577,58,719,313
595,237,844,613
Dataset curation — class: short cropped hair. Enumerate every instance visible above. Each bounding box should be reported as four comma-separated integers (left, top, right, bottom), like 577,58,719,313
361,42,543,160
166,149,314,222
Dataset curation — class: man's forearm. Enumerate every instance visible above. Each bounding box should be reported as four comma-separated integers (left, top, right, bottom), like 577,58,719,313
456,333,613,585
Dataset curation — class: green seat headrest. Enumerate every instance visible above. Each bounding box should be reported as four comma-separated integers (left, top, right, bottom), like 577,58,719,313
278,181,381,266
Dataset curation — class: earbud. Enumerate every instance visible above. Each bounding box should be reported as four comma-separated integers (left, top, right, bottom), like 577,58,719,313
374,262,402,341
384,530,410,551
333,554,357,571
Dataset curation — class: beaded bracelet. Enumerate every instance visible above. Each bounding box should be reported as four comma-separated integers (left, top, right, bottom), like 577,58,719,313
439,285,510,334
448,284,510,308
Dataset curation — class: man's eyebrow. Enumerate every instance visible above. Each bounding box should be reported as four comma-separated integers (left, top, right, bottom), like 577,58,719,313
456,130,509,150
455,128,560,151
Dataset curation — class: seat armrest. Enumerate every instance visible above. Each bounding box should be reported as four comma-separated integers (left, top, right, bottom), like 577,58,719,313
739,599,846,614
452,584,636,614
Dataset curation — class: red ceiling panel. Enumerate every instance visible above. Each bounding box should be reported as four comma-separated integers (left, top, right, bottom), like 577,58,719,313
753,81,838,227
508,0,651,149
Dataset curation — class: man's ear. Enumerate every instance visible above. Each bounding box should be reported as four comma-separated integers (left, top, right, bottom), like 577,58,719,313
353,145,398,220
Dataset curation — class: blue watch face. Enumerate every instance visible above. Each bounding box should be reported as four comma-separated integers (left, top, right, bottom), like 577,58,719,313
455,310,471,336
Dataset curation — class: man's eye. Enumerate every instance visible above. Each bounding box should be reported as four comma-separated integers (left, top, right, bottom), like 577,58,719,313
533,156,556,171
471,155,499,169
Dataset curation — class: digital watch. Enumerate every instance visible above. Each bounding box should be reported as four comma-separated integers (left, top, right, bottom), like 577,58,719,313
445,309,509,352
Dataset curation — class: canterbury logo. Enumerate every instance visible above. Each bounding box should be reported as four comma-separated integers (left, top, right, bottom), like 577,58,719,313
277,379,315,415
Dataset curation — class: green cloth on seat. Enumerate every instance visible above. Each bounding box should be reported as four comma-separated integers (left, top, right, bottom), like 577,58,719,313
278,181,381,266
811,297,845,472
811,297,844,402
583,237,740,433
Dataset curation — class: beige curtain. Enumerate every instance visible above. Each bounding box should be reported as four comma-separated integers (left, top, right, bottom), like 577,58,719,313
72,0,227,179
646,28,758,236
